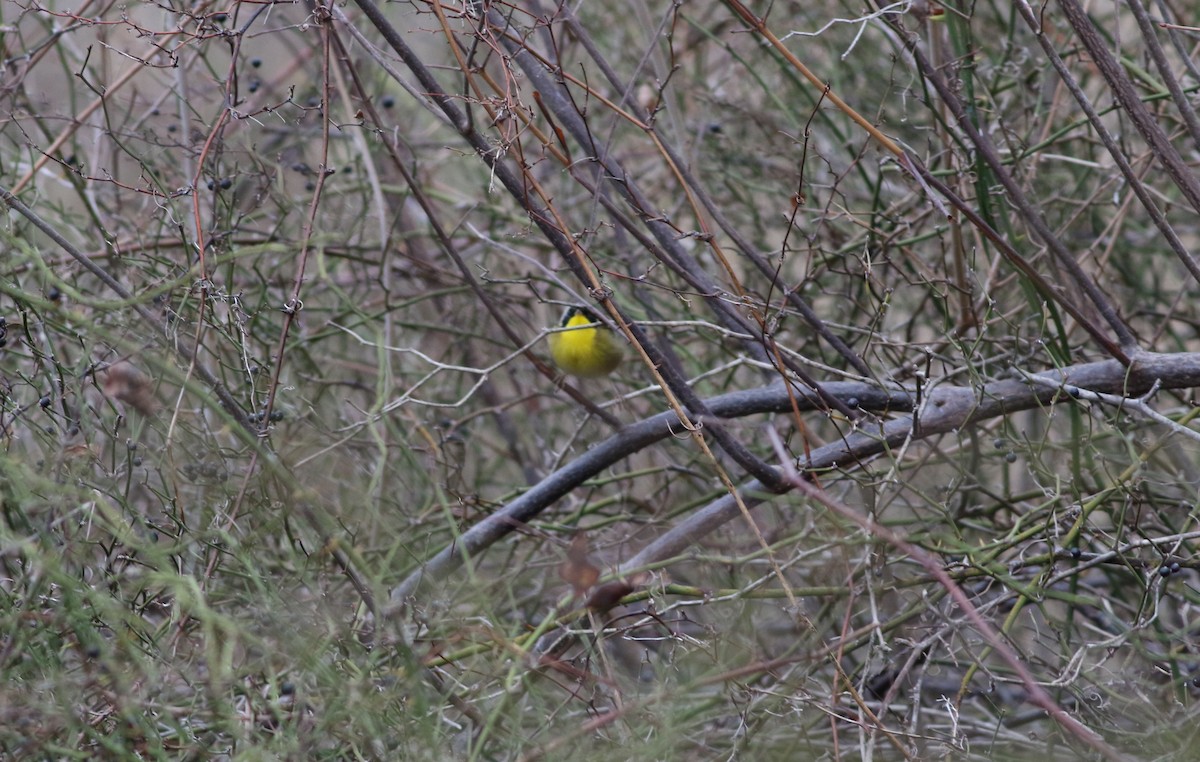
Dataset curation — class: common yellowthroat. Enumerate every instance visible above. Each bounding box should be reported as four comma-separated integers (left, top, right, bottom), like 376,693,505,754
548,306,623,378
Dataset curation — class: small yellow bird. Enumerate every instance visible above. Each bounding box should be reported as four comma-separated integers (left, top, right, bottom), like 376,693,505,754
548,306,623,378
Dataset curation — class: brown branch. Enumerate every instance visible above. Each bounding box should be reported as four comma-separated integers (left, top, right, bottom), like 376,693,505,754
1012,2,1200,287
720,0,1135,363
1058,0,1200,215
0,183,252,432
778,475,1130,762
887,18,1139,355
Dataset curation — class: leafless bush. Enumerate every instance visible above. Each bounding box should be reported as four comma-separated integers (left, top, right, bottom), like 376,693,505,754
3,1,1200,759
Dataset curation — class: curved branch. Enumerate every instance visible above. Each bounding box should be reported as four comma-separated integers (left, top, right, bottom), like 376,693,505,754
385,381,912,613
388,350,1200,614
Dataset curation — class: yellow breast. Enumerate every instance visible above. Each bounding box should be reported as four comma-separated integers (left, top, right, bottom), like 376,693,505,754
548,309,623,378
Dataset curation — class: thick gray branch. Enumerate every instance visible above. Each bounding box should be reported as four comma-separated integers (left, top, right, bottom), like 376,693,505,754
388,351,1200,613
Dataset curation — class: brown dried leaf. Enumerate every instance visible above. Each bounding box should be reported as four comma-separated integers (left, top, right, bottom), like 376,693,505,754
100,361,159,416
559,533,600,595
